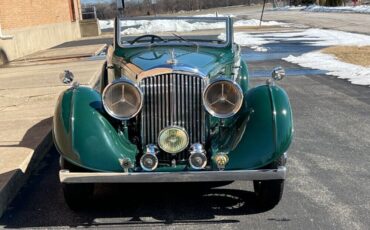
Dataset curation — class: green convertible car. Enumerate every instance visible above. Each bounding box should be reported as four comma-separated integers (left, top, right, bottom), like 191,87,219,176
53,16,293,210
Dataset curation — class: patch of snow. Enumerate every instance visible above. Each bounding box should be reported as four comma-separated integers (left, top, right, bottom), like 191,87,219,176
275,4,370,14
99,17,288,34
218,32,271,52
231,28,370,51
234,19,286,27
274,5,306,11
305,4,370,14
284,51,370,86
121,19,225,35
262,28,370,46
195,13,236,17
98,20,114,29
119,18,287,35
251,46,268,52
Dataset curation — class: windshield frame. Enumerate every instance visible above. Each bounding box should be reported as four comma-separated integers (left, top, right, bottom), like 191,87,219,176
116,16,233,49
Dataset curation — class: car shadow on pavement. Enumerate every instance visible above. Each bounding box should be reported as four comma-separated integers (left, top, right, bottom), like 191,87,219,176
0,146,272,228
0,117,52,150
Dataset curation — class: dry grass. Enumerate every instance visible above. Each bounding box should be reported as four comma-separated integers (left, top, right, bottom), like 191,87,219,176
322,46,370,67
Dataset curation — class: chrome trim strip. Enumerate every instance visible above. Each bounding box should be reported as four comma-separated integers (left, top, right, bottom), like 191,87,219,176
60,166,286,183
137,65,207,80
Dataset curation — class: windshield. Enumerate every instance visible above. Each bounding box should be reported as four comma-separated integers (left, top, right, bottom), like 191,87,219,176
118,17,231,48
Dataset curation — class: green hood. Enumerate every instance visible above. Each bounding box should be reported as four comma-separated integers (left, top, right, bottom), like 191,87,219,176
115,46,237,78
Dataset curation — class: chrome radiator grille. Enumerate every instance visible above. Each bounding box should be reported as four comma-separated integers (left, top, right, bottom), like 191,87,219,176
140,73,206,152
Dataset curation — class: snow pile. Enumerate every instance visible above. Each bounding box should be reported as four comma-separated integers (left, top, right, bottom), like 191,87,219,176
121,19,225,35
99,20,114,29
234,19,285,27
99,17,287,34
260,28,370,46
274,5,306,11
219,32,270,52
120,19,286,35
275,4,370,14
195,13,235,17
284,51,370,86
230,28,370,52
305,5,370,14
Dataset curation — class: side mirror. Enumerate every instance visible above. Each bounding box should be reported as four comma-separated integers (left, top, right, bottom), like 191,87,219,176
271,66,285,81
59,70,74,84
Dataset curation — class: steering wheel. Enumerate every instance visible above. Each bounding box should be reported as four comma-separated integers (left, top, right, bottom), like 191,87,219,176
130,35,164,44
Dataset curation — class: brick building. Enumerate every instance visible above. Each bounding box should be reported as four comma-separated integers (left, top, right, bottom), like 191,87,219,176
0,0,82,63
0,0,81,30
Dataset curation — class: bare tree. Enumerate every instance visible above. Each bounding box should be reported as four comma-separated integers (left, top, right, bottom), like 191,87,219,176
87,0,265,18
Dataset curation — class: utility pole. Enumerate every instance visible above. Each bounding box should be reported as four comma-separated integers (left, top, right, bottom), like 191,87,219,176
117,0,125,17
260,0,267,27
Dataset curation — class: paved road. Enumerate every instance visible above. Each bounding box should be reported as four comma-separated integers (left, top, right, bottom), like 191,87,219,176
1,36,370,229
177,4,370,35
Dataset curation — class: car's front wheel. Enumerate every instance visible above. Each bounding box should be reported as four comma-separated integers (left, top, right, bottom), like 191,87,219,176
253,155,286,210
60,157,94,210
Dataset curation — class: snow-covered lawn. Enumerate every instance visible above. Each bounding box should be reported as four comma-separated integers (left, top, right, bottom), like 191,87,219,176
275,4,370,14
98,18,286,33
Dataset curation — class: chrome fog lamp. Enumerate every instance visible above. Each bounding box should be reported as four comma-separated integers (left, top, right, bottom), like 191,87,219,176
158,126,189,154
213,152,229,170
203,78,243,118
189,143,207,170
140,144,159,171
102,78,143,120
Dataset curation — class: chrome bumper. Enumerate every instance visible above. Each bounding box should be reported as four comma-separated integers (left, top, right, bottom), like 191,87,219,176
59,166,286,183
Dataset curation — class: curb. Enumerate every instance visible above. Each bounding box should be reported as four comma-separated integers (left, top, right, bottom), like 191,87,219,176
0,132,53,218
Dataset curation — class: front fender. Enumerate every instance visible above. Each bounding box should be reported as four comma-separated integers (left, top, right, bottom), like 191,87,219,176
226,84,293,170
53,86,138,172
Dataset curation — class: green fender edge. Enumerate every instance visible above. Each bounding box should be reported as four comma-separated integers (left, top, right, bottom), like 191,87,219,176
224,84,294,170
53,86,138,172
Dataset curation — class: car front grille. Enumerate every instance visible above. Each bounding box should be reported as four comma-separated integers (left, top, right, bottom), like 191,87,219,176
140,73,206,161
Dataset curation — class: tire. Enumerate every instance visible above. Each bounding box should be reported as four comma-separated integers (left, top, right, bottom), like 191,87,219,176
253,155,286,210
60,157,94,210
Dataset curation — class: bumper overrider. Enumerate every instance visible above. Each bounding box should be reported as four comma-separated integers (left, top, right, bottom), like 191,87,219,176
59,166,286,183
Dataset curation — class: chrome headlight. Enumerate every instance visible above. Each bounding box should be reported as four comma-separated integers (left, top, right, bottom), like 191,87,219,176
203,79,243,118
102,79,143,120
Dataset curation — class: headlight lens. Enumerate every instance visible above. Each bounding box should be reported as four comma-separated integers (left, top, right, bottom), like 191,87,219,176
158,126,189,154
102,79,143,120
203,79,243,118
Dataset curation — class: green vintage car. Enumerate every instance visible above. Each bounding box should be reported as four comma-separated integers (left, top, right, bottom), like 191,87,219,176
53,16,293,210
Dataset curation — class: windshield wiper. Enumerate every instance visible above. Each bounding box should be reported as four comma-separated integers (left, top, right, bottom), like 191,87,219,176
171,33,199,50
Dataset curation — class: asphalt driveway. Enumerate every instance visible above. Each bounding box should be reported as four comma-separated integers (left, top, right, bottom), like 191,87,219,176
1,33,370,229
